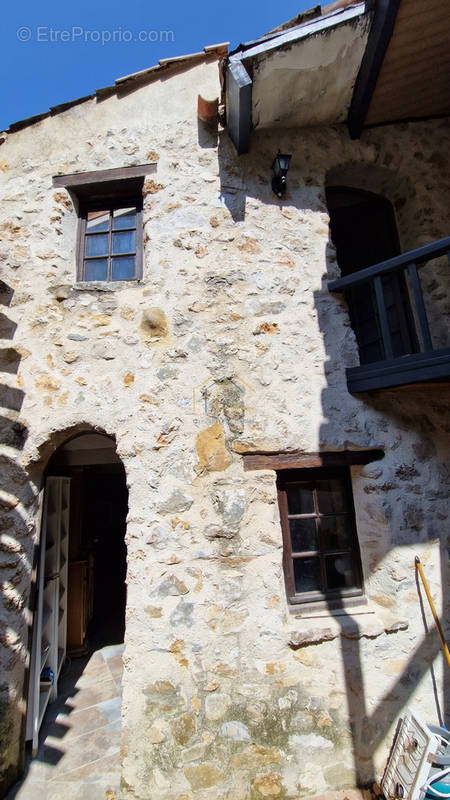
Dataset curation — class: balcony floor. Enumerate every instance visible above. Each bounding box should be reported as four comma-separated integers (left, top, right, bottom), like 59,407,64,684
347,347,450,392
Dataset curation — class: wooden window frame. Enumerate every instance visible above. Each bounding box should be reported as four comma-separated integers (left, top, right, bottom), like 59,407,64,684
76,195,143,282
277,466,364,607
52,164,157,285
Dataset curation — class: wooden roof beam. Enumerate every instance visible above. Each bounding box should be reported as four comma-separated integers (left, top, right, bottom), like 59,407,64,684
348,0,402,138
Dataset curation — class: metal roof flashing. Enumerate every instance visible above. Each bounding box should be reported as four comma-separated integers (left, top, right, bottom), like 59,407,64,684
230,2,366,62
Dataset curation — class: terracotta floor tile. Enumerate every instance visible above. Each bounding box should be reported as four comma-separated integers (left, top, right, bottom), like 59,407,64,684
82,650,106,669
44,716,121,752
73,664,113,690
7,781,48,800
47,782,119,800
63,677,119,712
101,644,125,662
46,695,122,743
105,653,124,681
43,722,121,778
47,751,121,783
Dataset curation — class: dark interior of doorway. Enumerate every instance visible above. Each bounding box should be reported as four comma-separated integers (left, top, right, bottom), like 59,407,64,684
47,436,128,654
81,465,128,648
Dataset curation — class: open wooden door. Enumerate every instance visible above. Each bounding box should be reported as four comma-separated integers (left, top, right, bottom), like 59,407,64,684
26,477,70,756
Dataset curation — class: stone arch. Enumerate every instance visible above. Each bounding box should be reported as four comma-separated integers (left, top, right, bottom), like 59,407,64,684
22,420,132,642
20,424,130,763
3,420,131,789
35,425,129,631
25,421,123,488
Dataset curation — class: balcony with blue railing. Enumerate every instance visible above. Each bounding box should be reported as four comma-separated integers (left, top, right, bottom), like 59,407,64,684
328,236,450,393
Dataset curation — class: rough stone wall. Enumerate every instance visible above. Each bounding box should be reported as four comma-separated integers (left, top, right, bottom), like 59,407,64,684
0,55,449,798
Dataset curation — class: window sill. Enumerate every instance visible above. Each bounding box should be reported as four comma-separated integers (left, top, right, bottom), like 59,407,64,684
287,599,408,649
289,594,368,617
72,279,142,291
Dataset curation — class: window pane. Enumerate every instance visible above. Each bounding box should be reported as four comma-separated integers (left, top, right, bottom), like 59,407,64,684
325,554,356,590
112,207,136,230
316,480,346,514
112,230,135,255
321,516,352,551
286,485,314,514
112,256,135,280
85,233,109,257
293,557,321,594
87,210,109,233
84,258,108,281
289,518,317,553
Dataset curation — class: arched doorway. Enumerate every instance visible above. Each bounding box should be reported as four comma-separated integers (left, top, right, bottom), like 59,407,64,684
326,185,419,365
47,432,128,650
26,431,128,765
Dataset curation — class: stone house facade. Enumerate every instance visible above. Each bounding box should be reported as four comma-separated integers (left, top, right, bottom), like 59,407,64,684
0,2,449,798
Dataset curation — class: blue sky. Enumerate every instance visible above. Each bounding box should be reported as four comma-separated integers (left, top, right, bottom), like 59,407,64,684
1,0,314,131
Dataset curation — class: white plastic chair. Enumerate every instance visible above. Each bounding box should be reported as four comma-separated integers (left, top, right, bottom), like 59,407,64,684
420,726,450,800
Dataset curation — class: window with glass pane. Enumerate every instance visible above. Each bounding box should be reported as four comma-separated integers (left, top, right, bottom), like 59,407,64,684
79,199,142,281
277,467,363,605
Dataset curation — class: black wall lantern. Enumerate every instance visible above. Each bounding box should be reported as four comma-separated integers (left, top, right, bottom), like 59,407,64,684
271,151,292,198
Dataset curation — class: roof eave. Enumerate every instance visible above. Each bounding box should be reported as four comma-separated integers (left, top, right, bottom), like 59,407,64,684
225,2,368,154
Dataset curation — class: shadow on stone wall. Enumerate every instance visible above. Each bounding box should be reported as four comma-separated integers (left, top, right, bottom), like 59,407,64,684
0,280,35,797
217,131,247,222
312,195,449,785
215,127,329,223
210,131,449,789
197,116,218,151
